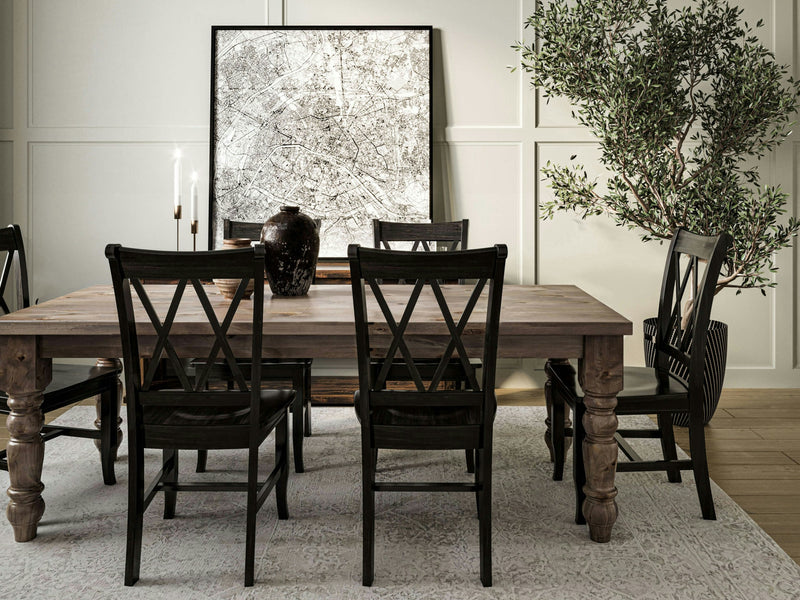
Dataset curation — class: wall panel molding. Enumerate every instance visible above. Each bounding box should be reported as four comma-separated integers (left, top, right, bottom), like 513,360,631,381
28,0,265,129
12,127,211,143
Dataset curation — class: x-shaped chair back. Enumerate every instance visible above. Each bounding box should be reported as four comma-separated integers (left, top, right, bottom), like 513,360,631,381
106,244,265,424
349,244,506,418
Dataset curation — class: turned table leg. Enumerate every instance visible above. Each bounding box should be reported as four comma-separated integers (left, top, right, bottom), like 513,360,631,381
0,336,52,542
578,335,623,543
93,358,123,461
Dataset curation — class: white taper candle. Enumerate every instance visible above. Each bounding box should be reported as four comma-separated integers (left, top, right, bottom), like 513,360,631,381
190,171,198,222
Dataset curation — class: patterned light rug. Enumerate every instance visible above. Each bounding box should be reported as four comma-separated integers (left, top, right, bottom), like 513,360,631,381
1,406,798,599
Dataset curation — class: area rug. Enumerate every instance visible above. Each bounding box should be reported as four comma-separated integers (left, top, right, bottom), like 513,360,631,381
1,406,798,599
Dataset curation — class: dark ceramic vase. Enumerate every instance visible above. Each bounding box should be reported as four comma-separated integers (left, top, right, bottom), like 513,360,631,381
643,317,728,426
260,206,320,296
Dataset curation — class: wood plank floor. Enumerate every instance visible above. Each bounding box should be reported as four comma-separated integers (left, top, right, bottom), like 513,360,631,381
2,388,799,566
669,389,800,565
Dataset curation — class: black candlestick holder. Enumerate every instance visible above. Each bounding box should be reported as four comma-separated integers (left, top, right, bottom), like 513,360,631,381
174,205,182,251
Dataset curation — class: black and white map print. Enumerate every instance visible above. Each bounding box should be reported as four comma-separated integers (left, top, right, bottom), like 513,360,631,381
211,28,431,256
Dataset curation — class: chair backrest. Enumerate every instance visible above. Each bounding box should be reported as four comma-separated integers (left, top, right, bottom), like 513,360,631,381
349,244,507,428
106,244,266,445
372,219,469,252
0,224,31,314
223,219,263,242
372,219,471,285
223,218,323,244
654,228,732,397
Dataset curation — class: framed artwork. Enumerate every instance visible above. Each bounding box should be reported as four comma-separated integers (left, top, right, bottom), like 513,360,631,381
209,26,432,258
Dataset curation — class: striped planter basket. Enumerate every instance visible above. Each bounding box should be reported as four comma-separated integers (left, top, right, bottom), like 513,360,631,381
642,317,728,426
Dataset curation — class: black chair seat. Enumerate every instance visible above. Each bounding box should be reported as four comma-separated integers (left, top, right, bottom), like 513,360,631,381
0,363,120,414
188,356,312,472
145,389,294,427
549,365,690,414
354,390,480,426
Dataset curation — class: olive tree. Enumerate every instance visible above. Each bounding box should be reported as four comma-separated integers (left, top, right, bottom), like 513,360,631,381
514,0,800,293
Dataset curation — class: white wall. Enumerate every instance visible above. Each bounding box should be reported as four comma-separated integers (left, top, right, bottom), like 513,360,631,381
1,0,797,387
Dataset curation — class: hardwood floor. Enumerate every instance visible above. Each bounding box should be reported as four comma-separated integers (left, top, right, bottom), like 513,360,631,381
2,388,799,565
671,389,800,565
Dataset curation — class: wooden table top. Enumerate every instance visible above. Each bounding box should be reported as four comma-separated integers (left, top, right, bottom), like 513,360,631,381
0,284,631,338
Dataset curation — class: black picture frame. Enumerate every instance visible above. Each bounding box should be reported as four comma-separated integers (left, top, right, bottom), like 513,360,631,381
209,26,433,259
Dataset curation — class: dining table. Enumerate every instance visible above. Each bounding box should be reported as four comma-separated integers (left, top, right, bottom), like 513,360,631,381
0,283,631,545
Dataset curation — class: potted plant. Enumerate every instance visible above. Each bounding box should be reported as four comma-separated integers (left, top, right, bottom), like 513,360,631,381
514,0,800,423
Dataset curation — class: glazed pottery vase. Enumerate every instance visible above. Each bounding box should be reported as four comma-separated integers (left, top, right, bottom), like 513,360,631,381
213,238,255,299
260,206,320,296
642,317,728,426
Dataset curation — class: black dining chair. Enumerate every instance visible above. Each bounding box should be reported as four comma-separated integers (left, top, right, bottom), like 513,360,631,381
372,218,481,473
349,243,507,587
0,224,120,485
192,218,312,474
106,243,293,587
547,228,732,522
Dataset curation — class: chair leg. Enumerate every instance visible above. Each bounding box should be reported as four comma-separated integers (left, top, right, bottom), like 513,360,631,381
292,372,305,474
303,363,312,437
276,412,289,520
477,443,493,587
474,448,480,517
688,412,716,520
99,387,117,485
573,401,587,525
162,449,178,520
362,432,376,587
124,445,145,586
196,450,208,473
658,414,682,483
546,359,577,482
465,449,475,474
244,441,259,587
194,370,211,473
550,383,567,481
456,375,475,474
